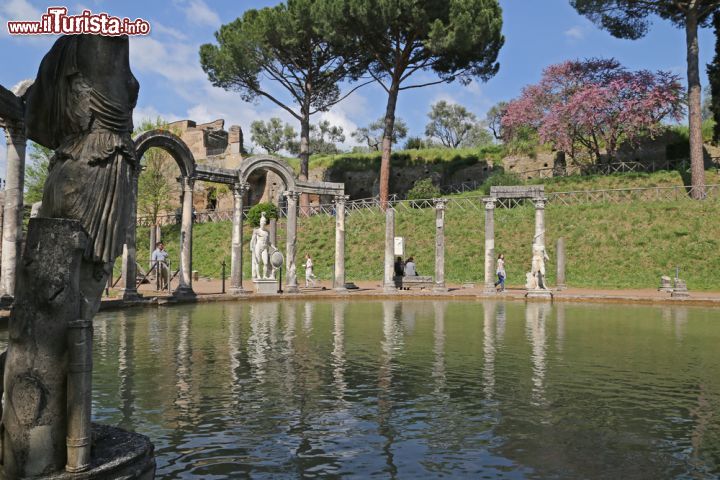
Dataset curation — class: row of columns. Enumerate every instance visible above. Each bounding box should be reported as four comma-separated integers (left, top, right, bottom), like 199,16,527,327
0,122,26,305
383,199,448,293
227,185,348,295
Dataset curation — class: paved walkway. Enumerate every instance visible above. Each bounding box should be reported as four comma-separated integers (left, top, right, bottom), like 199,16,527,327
103,278,720,309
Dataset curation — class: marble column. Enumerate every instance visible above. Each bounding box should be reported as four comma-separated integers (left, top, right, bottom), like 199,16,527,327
230,182,248,294
483,198,496,293
333,194,348,291
284,191,300,293
174,176,195,297
0,122,26,304
556,236,566,291
120,169,141,300
433,198,448,292
149,225,156,271
383,207,395,292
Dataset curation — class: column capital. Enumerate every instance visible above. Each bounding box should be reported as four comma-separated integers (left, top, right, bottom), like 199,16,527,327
533,197,546,210
334,194,349,205
433,198,448,210
2,120,25,144
232,182,249,196
283,190,301,202
177,176,195,191
483,198,496,210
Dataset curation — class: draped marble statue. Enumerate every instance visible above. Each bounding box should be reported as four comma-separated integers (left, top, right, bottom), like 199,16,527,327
0,35,154,479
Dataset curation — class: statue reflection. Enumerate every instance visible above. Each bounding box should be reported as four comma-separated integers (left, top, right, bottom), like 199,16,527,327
117,311,135,430
526,302,551,407
482,301,497,400
303,302,314,333
248,302,279,383
332,302,348,400
555,303,565,355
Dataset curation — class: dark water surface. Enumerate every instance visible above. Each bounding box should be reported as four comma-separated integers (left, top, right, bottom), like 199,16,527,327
4,300,719,479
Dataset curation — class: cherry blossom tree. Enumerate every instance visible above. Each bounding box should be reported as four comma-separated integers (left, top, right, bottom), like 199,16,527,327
501,59,684,164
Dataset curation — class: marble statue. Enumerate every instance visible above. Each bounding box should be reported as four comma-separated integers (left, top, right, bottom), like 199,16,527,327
251,212,272,279
527,242,550,290
0,35,155,478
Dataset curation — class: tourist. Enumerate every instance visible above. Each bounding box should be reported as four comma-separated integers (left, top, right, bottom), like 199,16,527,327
151,242,170,289
394,256,405,277
495,253,506,292
305,253,317,287
404,256,418,276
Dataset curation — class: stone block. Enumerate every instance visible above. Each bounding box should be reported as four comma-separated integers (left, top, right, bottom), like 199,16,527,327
253,279,279,294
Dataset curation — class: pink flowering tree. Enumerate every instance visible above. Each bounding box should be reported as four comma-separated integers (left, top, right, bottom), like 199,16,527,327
501,59,684,164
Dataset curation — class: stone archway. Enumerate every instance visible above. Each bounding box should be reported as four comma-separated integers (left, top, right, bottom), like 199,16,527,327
120,130,198,300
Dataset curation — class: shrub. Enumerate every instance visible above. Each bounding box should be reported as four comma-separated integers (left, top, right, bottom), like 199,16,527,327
247,202,279,227
406,178,441,200
481,171,523,194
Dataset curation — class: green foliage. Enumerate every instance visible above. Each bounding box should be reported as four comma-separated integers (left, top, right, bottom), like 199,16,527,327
287,120,346,155
135,117,178,223
425,100,487,148
352,117,408,150
250,118,297,154
486,101,507,140
708,11,720,144
199,0,368,177
24,142,51,204
479,171,522,194
404,136,429,150
406,178,441,201
503,124,540,157
247,202,279,227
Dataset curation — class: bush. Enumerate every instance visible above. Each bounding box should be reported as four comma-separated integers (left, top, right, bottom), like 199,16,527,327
247,202,279,227
404,136,429,150
406,178,441,200
481,171,523,194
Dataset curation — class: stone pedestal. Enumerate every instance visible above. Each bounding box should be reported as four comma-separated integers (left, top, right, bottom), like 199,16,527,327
253,279,279,295
525,289,553,300
671,278,689,298
658,275,673,292
483,198,496,294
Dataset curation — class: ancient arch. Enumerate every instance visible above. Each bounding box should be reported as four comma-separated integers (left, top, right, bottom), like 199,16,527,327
134,129,195,178
239,155,297,193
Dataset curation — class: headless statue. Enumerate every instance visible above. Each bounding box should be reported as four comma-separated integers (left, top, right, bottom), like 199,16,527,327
251,213,272,279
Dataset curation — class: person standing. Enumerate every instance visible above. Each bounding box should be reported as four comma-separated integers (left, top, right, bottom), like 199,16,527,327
151,242,170,290
304,253,317,287
495,253,506,292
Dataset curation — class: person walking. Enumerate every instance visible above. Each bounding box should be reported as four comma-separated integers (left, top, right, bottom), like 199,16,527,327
151,241,170,290
304,253,317,287
495,253,506,292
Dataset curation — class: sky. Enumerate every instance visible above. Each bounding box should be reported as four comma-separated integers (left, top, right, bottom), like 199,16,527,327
0,0,716,174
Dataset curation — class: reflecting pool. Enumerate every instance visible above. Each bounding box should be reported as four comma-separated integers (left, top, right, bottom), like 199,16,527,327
2,300,719,478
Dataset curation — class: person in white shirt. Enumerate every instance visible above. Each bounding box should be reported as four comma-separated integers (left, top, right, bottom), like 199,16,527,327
304,253,317,287
404,256,417,276
151,242,170,289
495,253,506,292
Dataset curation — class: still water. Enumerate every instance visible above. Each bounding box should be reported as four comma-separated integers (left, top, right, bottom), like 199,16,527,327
5,300,720,478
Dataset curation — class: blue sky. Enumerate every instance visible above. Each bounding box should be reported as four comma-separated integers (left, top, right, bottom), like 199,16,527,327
0,0,716,172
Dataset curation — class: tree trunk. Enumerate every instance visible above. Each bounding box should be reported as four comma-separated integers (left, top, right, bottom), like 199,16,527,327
299,114,311,214
380,82,400,209
687,6,706,199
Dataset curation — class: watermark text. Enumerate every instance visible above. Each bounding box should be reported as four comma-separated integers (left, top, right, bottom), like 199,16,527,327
7,7,150,36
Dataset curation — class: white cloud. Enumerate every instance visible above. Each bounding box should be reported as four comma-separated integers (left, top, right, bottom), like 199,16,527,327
129,36,205,83
133,104,182,128
564,25,585,41
177,0,220,27
151,21,189,41
1,0,41,20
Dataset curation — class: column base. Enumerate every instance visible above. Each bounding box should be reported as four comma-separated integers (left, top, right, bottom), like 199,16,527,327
383,283,398,294
555,284,567,291
483,283,497,295
285,284,300,294
229,286,250,295
433,284,448,293
119,289,142,302
333,286,348,293
173,285,196,299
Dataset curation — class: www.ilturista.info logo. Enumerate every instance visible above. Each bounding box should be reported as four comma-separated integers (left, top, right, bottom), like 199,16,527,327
7,7,150,36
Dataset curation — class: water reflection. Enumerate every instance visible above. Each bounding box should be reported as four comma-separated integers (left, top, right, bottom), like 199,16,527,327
78,300,720,478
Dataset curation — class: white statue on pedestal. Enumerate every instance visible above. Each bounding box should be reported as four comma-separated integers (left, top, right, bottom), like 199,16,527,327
526,242,550,290
251,212,272,280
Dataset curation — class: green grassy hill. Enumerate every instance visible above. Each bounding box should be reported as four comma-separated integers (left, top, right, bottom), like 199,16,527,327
134,170,720,291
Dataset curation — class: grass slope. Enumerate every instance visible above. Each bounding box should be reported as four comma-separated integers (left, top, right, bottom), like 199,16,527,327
133,171,720,291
